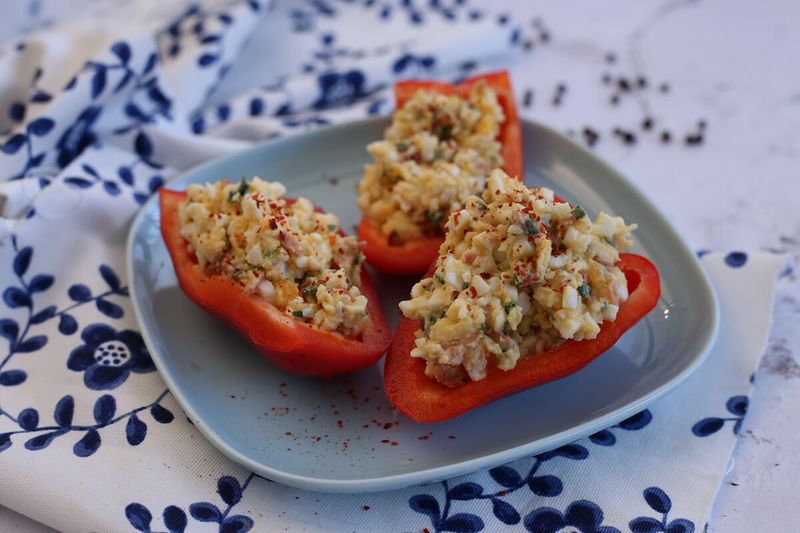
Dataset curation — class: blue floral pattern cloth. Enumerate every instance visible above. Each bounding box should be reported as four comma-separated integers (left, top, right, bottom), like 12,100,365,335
0,1,786,531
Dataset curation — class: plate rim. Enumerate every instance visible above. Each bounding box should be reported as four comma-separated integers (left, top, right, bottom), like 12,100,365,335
126,116,720,493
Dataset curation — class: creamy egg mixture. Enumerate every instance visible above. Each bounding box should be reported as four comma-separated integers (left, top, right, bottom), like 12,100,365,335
399,170,637,387
178,177,369,338
357,81,506,243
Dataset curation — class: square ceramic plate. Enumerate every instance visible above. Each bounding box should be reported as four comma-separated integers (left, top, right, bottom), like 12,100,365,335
127,117,718,493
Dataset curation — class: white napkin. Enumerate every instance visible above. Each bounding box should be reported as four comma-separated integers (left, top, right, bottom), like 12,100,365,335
0,1,786,531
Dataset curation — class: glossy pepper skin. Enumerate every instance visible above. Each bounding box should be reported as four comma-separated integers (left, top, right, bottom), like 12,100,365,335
159,189,391,377
359,70,523,276
384,253,661,422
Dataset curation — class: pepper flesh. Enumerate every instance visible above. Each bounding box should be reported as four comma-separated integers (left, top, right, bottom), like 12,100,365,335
383,253,661,422
160,189,391,377
360,70,523,276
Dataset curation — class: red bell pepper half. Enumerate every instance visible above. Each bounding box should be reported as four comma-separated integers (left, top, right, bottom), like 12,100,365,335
359,70,524,276
160,189,391,377
383,253,661,422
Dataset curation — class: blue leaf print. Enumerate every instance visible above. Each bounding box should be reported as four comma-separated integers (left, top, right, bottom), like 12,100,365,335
218,476,242,506
134,132,153,158
448,482,483,500
30,304,54,323
528,475,563,497
91,68,107,98
29,274,54,293
617,409,653,430
441,513,484,532
96,298,124,318
630,517,664,533
68,284,92,302
491,498,520,525
99,265,122,291
58,314,78,335
149,176,165,193
222,515,254,533
10,102,25,122
143,53,158,75
409,494,441,521
249,97,264,116
103,180,122,196
4,287,30,308
163,505,187,533
13,246,32,276
73,428,102,457
93,394,116,424
537,443,588,461
0,434,11,452
189,502,222,523
24,429,67,450
724,251,747,267
83,164,100,177
125,503,153,532
29,152,46,168
31,91,53,103
114,71,134,93
65,177,93,188
666,519,695,533
126,413,147,445
489,465,522,488
2,133,27,154
54,395,75,426
589,429,616,446
18,408,39,430
198,53,219,67
726,395,748,416
118,166,134,185
0,370,27,386
691,417,724,437
151,404,174,423
111,41,131,63
644,487,671,514
16,335,47,352
28,117,55,136
0,319,19,341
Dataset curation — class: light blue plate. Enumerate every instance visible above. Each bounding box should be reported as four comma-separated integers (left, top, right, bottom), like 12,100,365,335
127,118,719,493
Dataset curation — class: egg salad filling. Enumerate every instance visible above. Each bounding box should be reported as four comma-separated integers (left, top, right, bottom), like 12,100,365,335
178,177,369,338
357,81,505,243
398,170,637,387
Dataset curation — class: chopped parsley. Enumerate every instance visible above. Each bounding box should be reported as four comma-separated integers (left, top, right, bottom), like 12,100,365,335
434,274,445,285
396,141,408,151
603,236,615,246
327,224,337,231
577,284,592,299
302,284,318,298
462,281,469,290
433,122,453,141
479,322,487,334
524,218,540,235
291,310,304,318
228,177,250,202
426,210,444,226
503,301,517,313
572,205,587,219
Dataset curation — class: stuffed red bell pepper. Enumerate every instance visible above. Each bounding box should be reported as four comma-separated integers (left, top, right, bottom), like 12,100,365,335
160,178,391,377
384,170,660,422
357,71,523,276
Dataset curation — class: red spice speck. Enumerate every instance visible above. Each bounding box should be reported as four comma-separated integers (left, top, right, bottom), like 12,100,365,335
381,439,390,443
448,435,457,440
383,422,393,430
337,420,344,428
498,490,508,497
390,441,398,446
418,435,429,441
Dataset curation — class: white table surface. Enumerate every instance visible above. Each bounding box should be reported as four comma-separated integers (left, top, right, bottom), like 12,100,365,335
1,0,798,531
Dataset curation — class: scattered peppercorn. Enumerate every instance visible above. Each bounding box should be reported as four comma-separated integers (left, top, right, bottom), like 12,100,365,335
698,119,707,130
523,88,533,108
641,117,653,130
582,127,599,147
610,94,620,105
601,73,611,84
636,76,648,89
540,31,550,43
685,133,703,146
622,131,637,145
605,52,617,64
617,77,631,92
659,82,670,93
523,39,534,51
660,130,671,143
